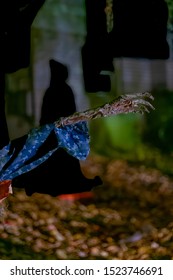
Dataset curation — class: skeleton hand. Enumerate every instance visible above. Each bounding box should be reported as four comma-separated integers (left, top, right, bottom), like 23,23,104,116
116,92,155,115
55,92,155,127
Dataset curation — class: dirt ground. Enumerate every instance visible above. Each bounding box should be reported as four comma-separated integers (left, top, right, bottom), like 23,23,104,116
0,154,173,260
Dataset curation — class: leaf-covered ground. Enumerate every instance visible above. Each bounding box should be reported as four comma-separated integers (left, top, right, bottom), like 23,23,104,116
0,154,173,260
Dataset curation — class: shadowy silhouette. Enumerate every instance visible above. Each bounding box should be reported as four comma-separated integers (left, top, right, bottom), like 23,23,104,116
12,59,102,196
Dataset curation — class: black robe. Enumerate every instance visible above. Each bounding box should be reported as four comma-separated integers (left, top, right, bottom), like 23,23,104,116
12,60,102,196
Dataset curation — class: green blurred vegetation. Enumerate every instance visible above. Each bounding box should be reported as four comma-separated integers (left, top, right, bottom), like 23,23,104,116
89,88,173,176
143,88,173,154
166,0,173,28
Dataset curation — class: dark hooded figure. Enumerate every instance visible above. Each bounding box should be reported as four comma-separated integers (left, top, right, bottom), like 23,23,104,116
40,59,76,124
12,59,102,196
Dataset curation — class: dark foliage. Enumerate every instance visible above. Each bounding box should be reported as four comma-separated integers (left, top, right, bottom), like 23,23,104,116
82,0,169,93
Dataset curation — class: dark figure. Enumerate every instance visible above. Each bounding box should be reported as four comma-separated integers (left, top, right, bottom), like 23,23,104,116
40,59,76,124
0,0,45,148
12,60,102,196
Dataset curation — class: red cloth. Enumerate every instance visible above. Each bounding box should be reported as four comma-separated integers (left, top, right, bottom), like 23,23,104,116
0,180,12,202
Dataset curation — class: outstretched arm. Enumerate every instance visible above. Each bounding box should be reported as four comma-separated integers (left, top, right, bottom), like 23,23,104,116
55,92,155,127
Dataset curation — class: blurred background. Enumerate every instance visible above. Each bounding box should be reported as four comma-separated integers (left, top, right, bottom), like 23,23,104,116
5,0,173,167
1,0,173,260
